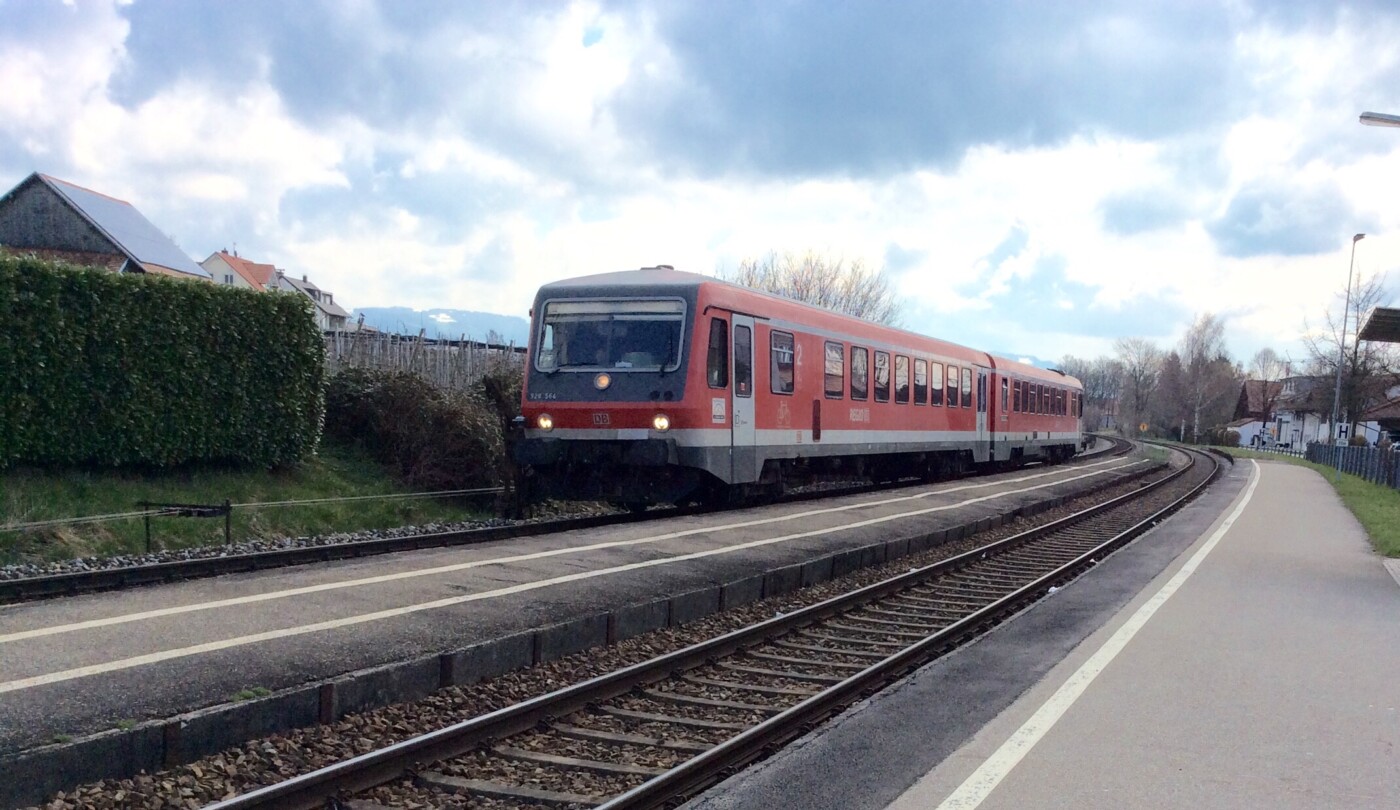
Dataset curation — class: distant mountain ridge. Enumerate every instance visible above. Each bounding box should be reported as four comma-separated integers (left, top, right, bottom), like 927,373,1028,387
350,307,530,345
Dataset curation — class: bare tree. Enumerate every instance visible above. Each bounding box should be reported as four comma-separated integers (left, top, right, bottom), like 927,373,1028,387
1114,337,1163,437
1058,355,1122,431
1246,348,1286,440
1302,272,1400,440
1178,313,1240,443
720,251,903,326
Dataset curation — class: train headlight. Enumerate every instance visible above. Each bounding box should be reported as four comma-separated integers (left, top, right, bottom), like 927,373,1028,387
537,413,554,431
594,373,612,390
652,413,671,432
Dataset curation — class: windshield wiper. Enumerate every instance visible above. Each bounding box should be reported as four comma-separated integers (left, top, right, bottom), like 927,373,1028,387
657,329,676,377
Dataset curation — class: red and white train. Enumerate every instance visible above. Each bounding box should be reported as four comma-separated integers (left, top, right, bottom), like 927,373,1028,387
514,266,1084,507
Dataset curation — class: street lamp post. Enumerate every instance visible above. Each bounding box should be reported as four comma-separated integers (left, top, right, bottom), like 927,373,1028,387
1328,233,1365,481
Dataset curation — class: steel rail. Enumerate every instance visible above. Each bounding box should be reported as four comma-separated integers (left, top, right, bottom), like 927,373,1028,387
0,439,1133,604
203,444,1205,810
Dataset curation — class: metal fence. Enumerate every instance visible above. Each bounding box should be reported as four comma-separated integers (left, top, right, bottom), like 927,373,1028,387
1306,442,1400,489
324,331,525,392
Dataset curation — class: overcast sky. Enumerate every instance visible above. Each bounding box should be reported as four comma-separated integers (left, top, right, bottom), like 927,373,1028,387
4,0,1400,366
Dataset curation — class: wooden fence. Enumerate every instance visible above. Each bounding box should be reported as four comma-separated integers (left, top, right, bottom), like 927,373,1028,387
324,331,525,392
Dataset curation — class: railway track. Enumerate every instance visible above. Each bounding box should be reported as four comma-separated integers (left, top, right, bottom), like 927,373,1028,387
0,436,1131,605
198,441,1211,810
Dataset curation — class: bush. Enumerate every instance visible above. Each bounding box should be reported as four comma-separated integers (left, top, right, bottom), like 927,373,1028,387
324,369,502,490
0,255,324,469
1349,434,1370,447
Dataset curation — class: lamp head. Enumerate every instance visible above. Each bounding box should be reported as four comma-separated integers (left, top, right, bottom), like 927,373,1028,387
1354,233,1366,242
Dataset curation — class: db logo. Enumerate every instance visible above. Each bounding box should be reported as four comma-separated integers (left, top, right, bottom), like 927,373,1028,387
592,413,611,425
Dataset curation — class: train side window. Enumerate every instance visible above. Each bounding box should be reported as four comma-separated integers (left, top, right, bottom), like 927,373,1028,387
1013,380,1022,413
734,325,752,398
771,331,795,395
1001,378,1009,413
706,318,728,388
914,359,928,405
874,351,891,402
894,355,910,404
851,347,869,400
1041,385,1048,414
961,367,973,408
930,362,944,406
947,365,959,407
824,341,844,399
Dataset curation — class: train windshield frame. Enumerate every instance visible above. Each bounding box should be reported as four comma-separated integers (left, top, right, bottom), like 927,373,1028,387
534,297,688,373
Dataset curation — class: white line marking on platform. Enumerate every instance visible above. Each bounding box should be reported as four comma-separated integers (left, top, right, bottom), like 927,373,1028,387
0,459,1139,646
933,460,1260,810
0,461,1147,693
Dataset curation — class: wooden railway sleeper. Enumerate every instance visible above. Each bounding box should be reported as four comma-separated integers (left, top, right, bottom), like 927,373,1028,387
551,723,710,753
795,629,906,649
861,604,952,622
683,675,820,697
823,620,934,640
490,745,669,777
721,660,850,682
639,688,785,714
772,639,891,659
599,706,749,731
843,611,944,631
742,650,868,671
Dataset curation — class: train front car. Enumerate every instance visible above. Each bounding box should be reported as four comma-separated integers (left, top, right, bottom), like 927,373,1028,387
515,266,716,508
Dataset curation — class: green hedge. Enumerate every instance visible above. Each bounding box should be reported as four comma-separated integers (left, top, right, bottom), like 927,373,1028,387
0,254,325,468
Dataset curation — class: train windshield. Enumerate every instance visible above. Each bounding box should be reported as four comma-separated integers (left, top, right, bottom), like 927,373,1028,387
535,298,686,372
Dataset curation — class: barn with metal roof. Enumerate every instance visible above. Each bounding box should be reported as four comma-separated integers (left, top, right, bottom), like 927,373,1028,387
0,172,210,280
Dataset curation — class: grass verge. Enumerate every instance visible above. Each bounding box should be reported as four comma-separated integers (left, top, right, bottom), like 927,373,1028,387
0,443,491,565
1216,446,1400,557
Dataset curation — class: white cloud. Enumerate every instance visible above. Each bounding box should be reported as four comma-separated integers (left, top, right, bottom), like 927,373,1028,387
5,0,1400,369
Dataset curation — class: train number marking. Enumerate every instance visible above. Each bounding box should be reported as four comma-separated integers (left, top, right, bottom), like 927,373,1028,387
850,407,870,423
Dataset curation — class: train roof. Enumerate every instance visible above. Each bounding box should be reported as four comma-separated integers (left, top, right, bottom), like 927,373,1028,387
989,354,1084,388
537,265,711,292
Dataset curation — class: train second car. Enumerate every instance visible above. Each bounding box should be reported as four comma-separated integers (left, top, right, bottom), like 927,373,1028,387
513,266,1083,507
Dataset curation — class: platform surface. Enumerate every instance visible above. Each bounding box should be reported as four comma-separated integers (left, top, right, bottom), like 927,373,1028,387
687,459,1400,810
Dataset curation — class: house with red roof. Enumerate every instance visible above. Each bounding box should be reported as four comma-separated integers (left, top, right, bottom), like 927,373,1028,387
200,249,276,291
0,172,210,281
201,248,351,330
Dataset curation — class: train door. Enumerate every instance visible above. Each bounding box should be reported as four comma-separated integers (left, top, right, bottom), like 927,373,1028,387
731,315,758,483
976,369,990,461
